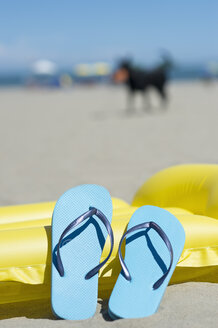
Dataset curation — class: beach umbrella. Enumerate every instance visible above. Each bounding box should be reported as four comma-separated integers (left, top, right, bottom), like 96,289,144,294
32,60,58,75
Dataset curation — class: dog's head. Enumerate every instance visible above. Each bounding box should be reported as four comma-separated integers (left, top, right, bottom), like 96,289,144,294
113,59,132,83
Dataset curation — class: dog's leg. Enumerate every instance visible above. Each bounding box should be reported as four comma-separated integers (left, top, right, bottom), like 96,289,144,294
155,84,168,109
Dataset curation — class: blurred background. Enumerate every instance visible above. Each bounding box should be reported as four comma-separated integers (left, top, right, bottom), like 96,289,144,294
1,1,218,86
0,1,218,204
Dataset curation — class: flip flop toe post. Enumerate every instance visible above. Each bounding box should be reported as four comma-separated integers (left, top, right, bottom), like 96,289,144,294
51,184,113,320
108,205,185,319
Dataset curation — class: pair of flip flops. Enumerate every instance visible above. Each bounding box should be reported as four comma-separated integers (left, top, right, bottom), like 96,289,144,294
51,185,185,320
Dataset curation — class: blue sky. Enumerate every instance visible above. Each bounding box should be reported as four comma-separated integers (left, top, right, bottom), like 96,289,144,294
0,1,217,70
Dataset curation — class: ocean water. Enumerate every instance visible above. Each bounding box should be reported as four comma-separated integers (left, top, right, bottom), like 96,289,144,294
0,65,215,87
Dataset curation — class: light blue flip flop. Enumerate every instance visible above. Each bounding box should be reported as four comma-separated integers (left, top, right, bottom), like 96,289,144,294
108,205,185,319
51,184,114,320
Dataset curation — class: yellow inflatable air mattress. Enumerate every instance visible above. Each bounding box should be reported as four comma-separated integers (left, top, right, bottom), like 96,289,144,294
0,164,218,304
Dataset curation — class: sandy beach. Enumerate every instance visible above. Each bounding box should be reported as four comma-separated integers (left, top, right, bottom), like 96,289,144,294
1,81,218,327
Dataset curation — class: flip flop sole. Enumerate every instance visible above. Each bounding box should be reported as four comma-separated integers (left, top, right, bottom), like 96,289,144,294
108,205,185,319
51,184,112,320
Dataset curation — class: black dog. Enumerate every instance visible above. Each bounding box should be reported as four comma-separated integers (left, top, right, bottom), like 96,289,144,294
113,56,172,112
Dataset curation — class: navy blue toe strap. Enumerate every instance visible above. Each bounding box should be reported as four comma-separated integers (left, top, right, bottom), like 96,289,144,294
56,207,114,279
118,221,173,290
